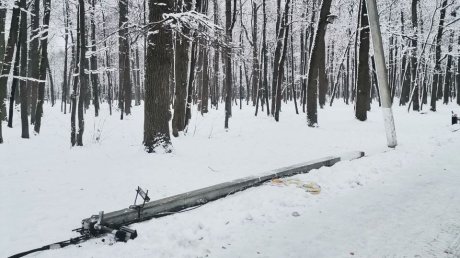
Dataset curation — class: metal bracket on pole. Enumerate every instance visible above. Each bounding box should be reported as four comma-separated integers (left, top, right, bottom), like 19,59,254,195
129,186,150,220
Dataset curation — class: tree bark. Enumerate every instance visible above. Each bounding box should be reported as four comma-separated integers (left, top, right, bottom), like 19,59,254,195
46,57,55,107
19,0,29,138
8,37,21,128
90,0,100,116
274,0,291,122
172,1,191,137
76,0,86,145
0,0,6,122
262,0,269,115
119,0,131,118
410,0,419,111
34,0,51,133
317,33,328,108
430,0,448,111
100,4,113,115
71,8,81,146
306,0,333,127
444,29,454,105
224,0,233,129
135,46,141,106
0,0,21,143
355,0,371,121
457,35,460,106
212,0,220,108
62,0,69,114
29,0,40,125
144,0,173,153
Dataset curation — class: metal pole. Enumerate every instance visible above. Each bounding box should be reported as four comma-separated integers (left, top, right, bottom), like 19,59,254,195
366,0,398,148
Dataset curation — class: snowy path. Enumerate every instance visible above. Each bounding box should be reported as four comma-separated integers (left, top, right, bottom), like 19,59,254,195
54,130,460,258
1,103,460,257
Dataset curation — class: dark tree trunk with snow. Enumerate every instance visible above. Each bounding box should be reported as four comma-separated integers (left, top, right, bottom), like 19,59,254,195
46,58,55,107
185,41,197,126
71,8,81,146
271,0,283,116
410,0,419,111
134,46,141,106
0,0,21,143
317,32,328,109
0,0,6,123
8,37,20,128
306,0,332,127
172,1,191,137
430,0,448,112
19,0,29,138
262,0,269,115
62,1,69,114
77,0,86,145
101,6,113,115
224,0,233,129
90,0,100,117
443,28,454,105
457,35,460,106
119,0,131,118
29,0,40,125
355,0,371,121
144,0,173,153
34,0,51,134
274,0,291,122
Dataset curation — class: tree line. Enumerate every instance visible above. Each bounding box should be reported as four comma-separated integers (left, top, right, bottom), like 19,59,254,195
0,0,459,151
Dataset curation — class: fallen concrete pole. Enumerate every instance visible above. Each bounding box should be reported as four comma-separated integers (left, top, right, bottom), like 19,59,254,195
89,151,365,228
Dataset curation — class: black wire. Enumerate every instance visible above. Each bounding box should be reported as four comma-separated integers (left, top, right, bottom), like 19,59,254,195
8,235,90,258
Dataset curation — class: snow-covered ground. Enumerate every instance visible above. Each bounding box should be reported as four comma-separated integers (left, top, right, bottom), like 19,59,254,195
1,102,460,257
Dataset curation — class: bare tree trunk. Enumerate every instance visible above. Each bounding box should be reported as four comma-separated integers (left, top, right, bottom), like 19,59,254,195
46,57,55,107
8,38,20,128
0,0,21,142
135,46,141,106
457,34,460,106
185,41,197,127
444,30,454,105
290,28,298,114
251,2,259,106
262,0,269,115
29,0,40,125
201,0,210,114
0,0,6,123
90,0,100,116
100,4,113,115
71,7,81,146
119,0,131,118
172,1,191,137
306,0,333,127
19,0,29,138
410,0,419,111
62,0,69,114
430,0,448,111
317,33,328,108
224,0,233,129
76,0,86,145
202,46,210,114
212,0,220,109
34,0,51,133
144,0,173,153
355,0,371,121
271,0,283,116
274,0,291,122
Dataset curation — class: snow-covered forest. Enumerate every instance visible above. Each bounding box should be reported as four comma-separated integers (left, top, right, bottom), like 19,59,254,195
1,0,460,257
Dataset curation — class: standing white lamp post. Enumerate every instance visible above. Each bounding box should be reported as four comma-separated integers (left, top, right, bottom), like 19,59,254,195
366,0,398,148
